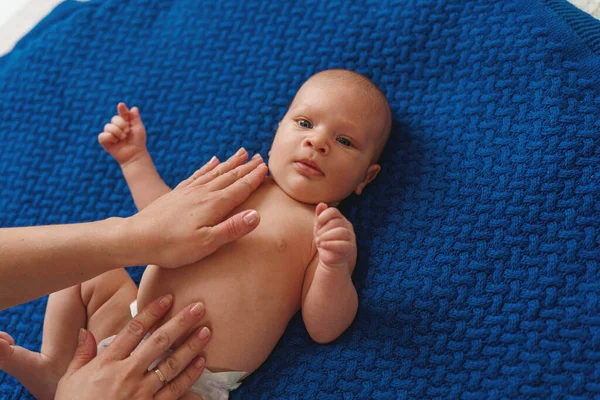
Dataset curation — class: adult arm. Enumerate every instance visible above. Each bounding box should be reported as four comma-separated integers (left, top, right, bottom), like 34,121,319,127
0,152,268,310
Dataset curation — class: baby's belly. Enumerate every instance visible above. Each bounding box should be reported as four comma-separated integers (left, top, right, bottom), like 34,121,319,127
136,255,306,375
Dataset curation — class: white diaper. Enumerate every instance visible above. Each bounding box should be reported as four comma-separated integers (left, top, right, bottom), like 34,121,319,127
97,301,246,400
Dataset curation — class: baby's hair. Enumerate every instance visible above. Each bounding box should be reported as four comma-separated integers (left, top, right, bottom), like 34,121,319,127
309,69,392,162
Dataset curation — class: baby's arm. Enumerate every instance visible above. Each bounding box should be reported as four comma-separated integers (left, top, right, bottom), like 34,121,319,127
301,204,358,344
99,103,170,211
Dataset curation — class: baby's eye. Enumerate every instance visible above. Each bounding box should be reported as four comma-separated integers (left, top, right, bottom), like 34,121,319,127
336,137,353,147
298,119,313,129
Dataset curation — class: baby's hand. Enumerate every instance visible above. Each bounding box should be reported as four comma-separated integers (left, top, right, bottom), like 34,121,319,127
98,102,148,166
314,203,356,270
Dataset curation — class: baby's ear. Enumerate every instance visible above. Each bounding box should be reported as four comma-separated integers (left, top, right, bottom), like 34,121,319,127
354,164,381,195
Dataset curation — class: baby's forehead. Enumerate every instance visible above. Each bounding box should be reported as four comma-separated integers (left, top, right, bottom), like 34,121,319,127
293,82,380,110
290,99,382,127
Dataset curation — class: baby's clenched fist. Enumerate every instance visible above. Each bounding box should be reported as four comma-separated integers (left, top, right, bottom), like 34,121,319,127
98,102,148,166
314,203,356,270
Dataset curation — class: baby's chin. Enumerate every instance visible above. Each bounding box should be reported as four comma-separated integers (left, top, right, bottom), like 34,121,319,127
268,173,346,205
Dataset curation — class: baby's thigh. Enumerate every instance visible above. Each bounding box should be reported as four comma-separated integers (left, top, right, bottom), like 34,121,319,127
179,391,204,400
80,268,138,342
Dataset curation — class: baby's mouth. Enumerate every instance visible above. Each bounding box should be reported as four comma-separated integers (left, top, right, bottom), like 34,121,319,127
295,160,324,177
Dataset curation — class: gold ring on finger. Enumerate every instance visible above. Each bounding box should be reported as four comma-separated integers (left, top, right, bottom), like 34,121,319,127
154,368,167,386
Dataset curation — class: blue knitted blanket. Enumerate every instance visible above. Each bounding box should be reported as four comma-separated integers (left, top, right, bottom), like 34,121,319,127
1,0,599,398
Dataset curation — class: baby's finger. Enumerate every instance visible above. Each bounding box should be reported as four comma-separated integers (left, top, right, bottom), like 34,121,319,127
0,332,14,346
103,123,126,140
98,132,119,145
117,102,131,120
0,338,14,364
316,207,343,227
315,218,346,237
315,203,328,217
111,115,129,131
316,227,352,243
130,106,143,125
318,240,352,253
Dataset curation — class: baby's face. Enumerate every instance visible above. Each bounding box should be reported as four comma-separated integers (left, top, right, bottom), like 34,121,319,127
268,75,387,205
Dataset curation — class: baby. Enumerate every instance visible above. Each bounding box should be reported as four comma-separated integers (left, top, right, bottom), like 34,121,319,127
0,69,391,400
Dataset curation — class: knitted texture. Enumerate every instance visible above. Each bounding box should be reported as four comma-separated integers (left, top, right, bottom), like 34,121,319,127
1,0,599,398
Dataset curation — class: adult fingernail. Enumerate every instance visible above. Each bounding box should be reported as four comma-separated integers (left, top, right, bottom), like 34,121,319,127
195,357,205,369
198,327,210,340
209,156,218,165
243,210,259,226
235,147,246,156
159,294,173,308
190,302,205,316
251,153,262,160
78,328,87,345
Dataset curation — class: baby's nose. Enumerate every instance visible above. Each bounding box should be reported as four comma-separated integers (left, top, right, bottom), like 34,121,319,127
304,135,328,154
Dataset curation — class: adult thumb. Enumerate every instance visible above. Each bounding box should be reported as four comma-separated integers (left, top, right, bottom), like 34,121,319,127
211,209,260,248
64,329,97,376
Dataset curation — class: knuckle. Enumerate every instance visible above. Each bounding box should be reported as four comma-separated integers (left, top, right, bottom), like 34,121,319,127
186,338,199,353
145,304,162,318
213,166,223,178
165,356,179,373
152,330,171,348
239,177,253,192
203,228,219,254
126,319,146,337
225,217,241,238
177,312,189,327
219,192,233,207
192,169,203,180
122,360,138,379
228,168,241,180
73,347,95,361
167,379,183,395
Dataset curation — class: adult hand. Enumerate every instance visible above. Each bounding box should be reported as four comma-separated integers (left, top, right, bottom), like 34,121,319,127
0,148,268,310
125,149,268,268
55,294,211,400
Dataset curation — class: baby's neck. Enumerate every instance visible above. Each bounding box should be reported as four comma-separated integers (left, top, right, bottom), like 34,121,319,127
261,175,340,208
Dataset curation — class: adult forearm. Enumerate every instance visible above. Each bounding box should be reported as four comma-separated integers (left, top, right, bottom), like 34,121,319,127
0,217,137,310
302,263,358,344
0,150,268,310
121,152,171,211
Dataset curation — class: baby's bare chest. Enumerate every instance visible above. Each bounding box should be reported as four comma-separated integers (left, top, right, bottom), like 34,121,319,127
222,190,316,273
139,183,317,314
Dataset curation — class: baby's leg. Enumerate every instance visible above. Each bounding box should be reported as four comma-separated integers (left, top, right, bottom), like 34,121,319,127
0,268,137,400
180,391,205,400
